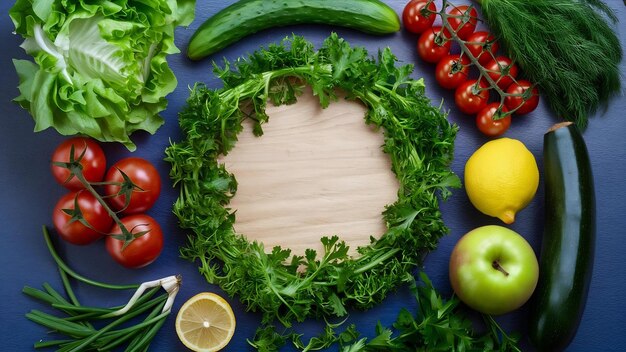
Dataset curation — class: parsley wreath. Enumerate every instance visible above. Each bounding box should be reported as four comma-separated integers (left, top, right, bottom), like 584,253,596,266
166,34,459,331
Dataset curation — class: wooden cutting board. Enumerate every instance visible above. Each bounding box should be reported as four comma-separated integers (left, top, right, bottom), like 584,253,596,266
220,89,399,256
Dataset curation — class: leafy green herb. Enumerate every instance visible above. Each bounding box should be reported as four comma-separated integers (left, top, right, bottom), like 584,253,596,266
250,273,521,351
337,272,521,351
9,0,195,150
25,226,180,351
480,0,622,127
165,33,458,342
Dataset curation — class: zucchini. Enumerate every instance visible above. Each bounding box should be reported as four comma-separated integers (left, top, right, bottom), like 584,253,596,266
187,0,401,60
528,122,596,351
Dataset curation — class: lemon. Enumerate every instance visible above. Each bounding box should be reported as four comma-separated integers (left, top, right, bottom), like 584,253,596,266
175,292,236,352
464,138,539,224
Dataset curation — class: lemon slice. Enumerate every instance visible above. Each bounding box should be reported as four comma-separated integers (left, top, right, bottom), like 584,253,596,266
175,292,236,352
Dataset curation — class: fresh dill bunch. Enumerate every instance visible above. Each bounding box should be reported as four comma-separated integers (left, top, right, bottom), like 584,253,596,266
479,0,623,128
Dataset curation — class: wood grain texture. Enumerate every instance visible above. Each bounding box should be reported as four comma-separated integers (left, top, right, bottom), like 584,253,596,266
220,89,399,256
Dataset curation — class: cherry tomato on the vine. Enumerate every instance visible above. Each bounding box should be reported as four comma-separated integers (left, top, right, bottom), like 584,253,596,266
402,0,437,34
51,137,106,190
435,54,470,90
466,31,500,65
444,5,478,40
455,79,490,115
417,26,452,63
504,80,540,115
482,56,519,90
476,103,511,137
104,157,161,215
106,214,164,269
53,191,113,245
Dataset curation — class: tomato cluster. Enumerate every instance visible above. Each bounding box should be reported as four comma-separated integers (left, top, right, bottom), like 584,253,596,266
402,0,540,137
50,137,163,268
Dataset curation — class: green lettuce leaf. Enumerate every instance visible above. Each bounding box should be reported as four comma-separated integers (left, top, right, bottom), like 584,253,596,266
10,0,195,150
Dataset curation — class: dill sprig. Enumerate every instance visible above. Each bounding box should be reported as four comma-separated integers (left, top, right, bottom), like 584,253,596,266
479,0,623,128
165,33,459,342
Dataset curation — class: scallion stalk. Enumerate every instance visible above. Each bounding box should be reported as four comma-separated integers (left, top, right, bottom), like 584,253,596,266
25,226,182,351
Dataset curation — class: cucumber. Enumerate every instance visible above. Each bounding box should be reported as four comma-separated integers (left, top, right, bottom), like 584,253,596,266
529,122,596,351
187,0,401,60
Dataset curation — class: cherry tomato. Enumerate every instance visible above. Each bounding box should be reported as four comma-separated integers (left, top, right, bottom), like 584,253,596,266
104,157,161,215
53,191,113,245
454,79,490,115
504,80,540,115
444,5,478,40
435,54,470,90
51,137,106,190
106,214,164,269
402,0,437,34
466,31,500,65
482,56,519,90
476,103,511,137
417,26,452,63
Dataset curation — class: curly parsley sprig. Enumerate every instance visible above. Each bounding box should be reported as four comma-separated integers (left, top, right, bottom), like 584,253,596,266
165,33,459,342
254,272,521,351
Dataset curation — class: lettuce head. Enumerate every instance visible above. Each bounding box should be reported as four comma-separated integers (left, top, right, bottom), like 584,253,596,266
10,0,196,150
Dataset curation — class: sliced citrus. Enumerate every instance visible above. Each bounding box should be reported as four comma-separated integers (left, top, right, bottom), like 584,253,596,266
175,292,236,352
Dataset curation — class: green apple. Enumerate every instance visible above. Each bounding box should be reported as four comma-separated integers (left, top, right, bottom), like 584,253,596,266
449,225,539,315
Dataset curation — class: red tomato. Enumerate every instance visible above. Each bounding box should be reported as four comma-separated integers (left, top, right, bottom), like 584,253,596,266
504,80,540,115
454,80,490,115
402,0,437,34
53,191,113,245
435,54,470,90
51,137,106,190
106,214,164,269
444,5,478,40
476,103,511,137
104,157,161,215
466,31,500,65
417,26,452,63
482,56,519,90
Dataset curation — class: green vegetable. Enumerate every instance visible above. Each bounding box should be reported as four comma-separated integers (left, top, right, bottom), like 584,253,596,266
166,33,458,338
24,227,181,351
9,0,196,150
250,273,521,351
187,0,400,60
528,122,596,351
479,0,622,128
340,273,521,351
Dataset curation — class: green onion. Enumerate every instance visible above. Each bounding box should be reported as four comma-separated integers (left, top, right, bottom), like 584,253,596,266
25,226,181,351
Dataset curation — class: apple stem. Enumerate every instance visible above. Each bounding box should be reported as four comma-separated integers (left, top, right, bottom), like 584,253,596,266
492,260,510,276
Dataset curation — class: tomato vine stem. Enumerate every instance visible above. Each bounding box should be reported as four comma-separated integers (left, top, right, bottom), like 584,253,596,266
432,0,533,118
55,144,140,247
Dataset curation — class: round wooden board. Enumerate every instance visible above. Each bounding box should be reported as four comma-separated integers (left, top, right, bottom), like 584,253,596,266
220,89,399,256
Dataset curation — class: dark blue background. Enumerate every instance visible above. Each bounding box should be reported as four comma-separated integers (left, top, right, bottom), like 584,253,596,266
1,1,624,351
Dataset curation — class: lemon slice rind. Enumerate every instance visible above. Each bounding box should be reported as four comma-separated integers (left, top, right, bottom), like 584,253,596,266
175,292,236,352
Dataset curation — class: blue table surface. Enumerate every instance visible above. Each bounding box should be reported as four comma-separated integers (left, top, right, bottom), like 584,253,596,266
1,1,625,351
